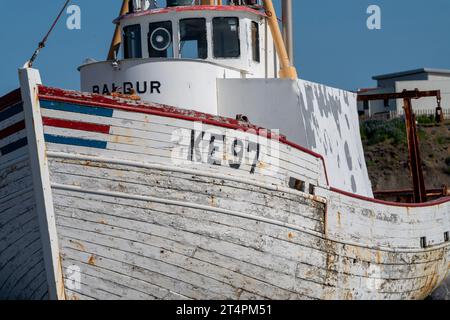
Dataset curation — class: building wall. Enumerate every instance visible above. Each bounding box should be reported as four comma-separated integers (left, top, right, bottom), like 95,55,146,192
357,87,396,115
359,72,450,116
394,80,450,115
376,73,429,88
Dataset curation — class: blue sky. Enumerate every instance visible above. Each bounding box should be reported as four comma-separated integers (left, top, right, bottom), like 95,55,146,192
1,0,450,94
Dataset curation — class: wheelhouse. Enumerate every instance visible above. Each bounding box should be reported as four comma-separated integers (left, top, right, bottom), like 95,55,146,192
116,3,278,78
79,1,282,113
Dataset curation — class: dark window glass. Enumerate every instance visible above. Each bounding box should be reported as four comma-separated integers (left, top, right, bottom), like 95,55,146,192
148,21,173,58
180,18,207,59
213,17,240,58
251,21,260,62
363,100,369,110
123,24,142,59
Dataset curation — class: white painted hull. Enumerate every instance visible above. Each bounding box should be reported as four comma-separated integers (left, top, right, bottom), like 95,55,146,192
1,69,449,300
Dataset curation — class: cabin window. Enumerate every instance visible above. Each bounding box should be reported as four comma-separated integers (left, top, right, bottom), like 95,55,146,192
179,18,207,59
213,17,240,59
123,24,142,59
148,21,173,58
251,21,260,62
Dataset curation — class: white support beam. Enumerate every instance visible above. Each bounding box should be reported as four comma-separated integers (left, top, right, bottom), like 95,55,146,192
18,67,66,300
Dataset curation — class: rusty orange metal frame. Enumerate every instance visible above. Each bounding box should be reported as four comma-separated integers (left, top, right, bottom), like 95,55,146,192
358,89,443,203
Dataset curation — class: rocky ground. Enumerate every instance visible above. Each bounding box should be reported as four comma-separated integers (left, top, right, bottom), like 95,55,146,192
362,120,450,191
361,119,450,300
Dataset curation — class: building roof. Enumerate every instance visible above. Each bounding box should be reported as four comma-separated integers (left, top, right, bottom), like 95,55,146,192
373,68,450,80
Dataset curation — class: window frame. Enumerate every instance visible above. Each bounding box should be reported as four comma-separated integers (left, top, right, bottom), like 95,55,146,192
123,24,143,60
179,18,208,60
251,21,260,63
212,17,241,59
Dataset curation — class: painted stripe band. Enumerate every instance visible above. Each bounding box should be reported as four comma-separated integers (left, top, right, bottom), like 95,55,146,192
0,137,28,156
40,100,114,118
0,120,26,140
44,134,107,149
0,103,24,122
43,117,111,134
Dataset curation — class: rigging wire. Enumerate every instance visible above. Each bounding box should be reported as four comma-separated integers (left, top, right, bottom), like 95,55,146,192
28,0,72,67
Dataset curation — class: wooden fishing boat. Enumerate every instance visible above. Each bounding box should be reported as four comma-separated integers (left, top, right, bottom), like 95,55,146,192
0,0,449,300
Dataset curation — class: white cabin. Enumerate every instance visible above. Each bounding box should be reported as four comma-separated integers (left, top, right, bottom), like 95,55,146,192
80,3,280,113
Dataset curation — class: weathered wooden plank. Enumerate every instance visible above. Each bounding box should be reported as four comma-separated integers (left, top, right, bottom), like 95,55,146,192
0,112,24,132
0,176,33,203
0,130,27,149
0,146,28,167
0,166,32,193
53,187,447,269
51,189,436,298
64,289,95,301
58,215,312,296
52,200,432,300
0,249,45,296
29,276,49,300
0,208,39,248
63,258,189,300
0,194,35,225
49,157,324,218
60,246,225,300
49,163,324,232
12,263,47,300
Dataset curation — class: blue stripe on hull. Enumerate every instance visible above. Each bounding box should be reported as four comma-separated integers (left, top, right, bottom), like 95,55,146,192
44,134,107,149
0,137,28,156
0,103,23,122
40,100,114,118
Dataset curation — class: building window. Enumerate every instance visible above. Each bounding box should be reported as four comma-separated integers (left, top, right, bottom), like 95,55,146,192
123,24,142,59
148,21,173,58
180,18,207,59
384,99,389,109
363,100,369,111
251,21,260,62
213,17,240,58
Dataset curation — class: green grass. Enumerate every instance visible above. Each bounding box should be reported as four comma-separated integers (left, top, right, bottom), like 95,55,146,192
361,119,407,146
416,115,435,125
437,136,450,145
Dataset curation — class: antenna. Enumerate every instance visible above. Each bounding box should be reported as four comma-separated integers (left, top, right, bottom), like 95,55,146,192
27,0,72,68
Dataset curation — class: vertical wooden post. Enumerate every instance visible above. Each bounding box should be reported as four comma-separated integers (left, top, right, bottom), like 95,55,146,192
403,97,427,203
19,67,66,300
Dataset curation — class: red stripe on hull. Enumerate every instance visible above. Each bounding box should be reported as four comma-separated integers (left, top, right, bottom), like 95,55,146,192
0,89,21,112
330,187,450,208
0,120,26,140
42,117,110,134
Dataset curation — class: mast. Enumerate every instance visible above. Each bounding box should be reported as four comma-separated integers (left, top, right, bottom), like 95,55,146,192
263,0,297,80
282,0,294,65
107,0,129,61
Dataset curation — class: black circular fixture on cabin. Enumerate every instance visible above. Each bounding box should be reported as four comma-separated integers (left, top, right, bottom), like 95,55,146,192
150,27,172,51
